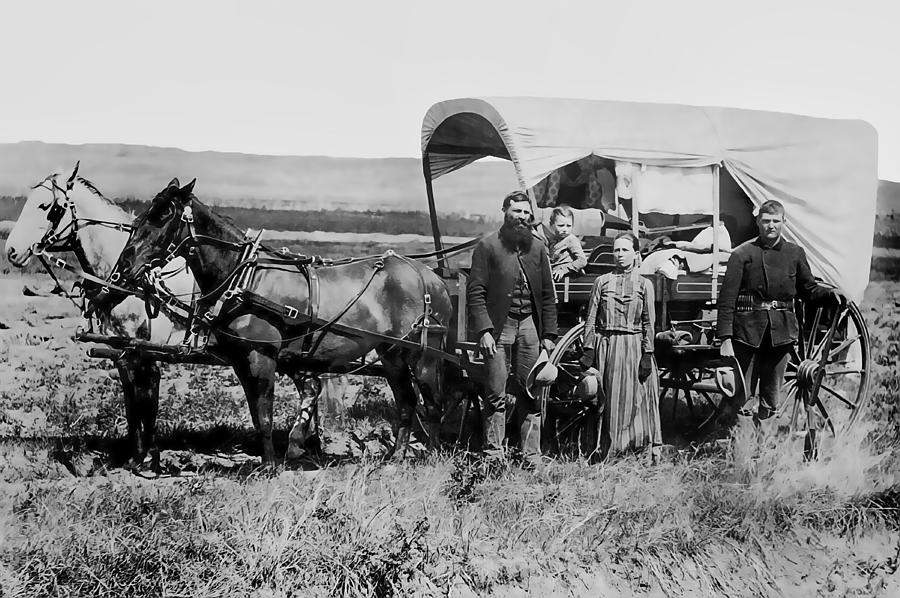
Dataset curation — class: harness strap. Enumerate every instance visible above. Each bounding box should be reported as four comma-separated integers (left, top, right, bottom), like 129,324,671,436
203,231,263,323
300,266,320,357
404,236,481,260
302,258,383,359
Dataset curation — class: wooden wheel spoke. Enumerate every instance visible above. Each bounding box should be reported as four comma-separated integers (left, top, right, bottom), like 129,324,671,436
697,390,720,409
555,408,591,437
826,334,861,359
823,368,862,376
810,310,851,362
816,401,836,436
790,386,803,430
807,308,822,354
557,363,582,382
819,384,858,409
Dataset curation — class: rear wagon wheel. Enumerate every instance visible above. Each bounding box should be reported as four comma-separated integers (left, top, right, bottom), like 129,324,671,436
777,300,870,440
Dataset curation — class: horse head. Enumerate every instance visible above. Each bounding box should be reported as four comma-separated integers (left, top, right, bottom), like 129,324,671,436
5,162,81,267
111,177,196,288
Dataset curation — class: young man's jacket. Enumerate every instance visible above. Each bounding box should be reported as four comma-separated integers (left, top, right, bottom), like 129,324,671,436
717,236,831,348
467,231,558,340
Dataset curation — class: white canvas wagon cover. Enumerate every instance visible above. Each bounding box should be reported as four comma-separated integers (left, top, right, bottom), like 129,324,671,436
421,97,878,302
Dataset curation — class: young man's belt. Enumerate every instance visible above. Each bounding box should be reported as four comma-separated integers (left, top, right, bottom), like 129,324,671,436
736,295,792,312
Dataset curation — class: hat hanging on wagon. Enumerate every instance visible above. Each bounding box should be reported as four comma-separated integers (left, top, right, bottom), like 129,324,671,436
526,349,558,400
573,367,602,402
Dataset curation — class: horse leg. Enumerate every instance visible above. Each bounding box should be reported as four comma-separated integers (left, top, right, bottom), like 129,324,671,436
286,373,322,461
115,351,142,468
231,359,261,432
233,351,278,468
379,348,417,461
411,339,446,450
136,357,161,472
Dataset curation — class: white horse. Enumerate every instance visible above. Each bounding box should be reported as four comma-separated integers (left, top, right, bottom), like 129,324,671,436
4,164,194,468
4,164,321,469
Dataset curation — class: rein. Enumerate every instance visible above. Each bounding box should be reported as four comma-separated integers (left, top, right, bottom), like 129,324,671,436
30,173,132,257
27,176,195,325
112,198,455,360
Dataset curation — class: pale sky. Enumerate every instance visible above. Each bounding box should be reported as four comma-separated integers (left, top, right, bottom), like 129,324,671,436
2,1,899,180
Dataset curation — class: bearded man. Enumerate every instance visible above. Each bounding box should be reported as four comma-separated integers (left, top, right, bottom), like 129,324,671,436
467,191,558,463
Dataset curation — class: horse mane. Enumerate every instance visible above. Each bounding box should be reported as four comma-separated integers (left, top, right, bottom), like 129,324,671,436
76,176,114,205
75,175,134,218
194,195,245,239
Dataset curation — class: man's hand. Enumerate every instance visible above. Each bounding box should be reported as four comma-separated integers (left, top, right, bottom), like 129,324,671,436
720,338,734,358
552,267,567,282
638,353,653,383
479,331,496,357
541,338,556,353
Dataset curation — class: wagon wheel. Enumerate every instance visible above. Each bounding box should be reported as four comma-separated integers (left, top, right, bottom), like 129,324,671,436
657,354,744,438
767,299,870,441
541,322,598,457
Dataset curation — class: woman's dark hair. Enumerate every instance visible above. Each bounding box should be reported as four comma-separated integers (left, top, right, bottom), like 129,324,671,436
614,231,640,252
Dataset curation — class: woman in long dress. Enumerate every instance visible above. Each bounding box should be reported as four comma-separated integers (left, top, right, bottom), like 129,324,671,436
581,232,662,462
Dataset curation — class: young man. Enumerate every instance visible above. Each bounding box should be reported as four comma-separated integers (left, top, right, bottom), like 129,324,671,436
717,200,842,431
467,191,558,463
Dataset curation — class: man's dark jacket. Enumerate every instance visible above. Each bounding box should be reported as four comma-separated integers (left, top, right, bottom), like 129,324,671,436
717,236,830,348
467,231,558,340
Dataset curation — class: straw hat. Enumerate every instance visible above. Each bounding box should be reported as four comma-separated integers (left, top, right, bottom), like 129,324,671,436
526,350,558,400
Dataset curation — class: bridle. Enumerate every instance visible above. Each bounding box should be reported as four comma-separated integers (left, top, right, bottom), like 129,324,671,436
29,171,132,258
111,195,247,292
24,170,157,323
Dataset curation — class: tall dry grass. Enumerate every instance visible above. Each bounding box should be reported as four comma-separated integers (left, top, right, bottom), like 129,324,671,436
1,420,898,597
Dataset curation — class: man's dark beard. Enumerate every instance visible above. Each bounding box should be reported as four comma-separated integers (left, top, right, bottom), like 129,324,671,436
499,220,533,251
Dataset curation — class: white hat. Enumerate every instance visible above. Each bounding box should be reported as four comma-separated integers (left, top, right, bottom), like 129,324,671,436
573,368,602,401
714,357,745,399
526,350,558,400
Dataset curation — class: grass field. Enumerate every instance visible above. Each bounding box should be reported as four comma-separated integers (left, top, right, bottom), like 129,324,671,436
0,188,898,596
0,265,898,596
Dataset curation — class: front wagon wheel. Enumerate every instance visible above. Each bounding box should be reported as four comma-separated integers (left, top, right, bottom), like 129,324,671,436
541,322,598,457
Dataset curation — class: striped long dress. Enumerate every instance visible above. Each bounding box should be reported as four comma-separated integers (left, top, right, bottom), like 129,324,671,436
583,266,662,459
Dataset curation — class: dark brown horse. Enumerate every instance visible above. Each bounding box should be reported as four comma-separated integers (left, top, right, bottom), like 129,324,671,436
103,179,452,465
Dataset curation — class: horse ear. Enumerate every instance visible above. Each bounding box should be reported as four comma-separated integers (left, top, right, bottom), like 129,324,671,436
168,177,180,188
66,161,80,190
180,178,196,197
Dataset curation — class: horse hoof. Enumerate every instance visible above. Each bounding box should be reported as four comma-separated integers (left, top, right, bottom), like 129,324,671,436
285,443,306,462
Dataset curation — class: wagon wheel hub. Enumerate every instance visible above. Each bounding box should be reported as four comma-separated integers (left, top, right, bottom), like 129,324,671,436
795,359,821,390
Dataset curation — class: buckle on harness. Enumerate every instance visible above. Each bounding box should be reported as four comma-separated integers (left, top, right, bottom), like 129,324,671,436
181,206,194,224
284,305,299,319
52,257,66,269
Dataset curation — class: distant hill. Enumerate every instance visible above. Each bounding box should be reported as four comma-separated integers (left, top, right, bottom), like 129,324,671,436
1,141,897,217
0,141,517,216
878,180,900,214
